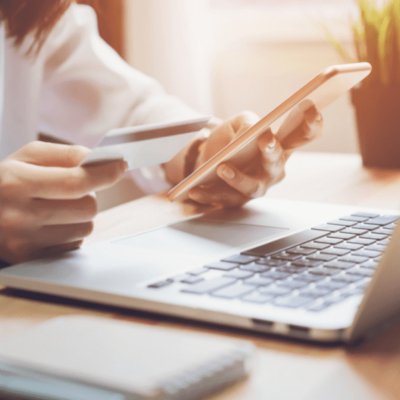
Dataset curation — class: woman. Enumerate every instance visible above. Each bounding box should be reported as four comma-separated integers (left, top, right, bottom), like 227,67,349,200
0,0,323,264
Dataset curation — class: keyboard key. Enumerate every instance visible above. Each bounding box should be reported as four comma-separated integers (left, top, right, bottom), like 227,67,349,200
256,258,289,267
242,229,327,257
292,259,323,268
243,276,274,286
316,280,348,291
260,271,291,280
312,224,344,232
277,265,308,275
306,302,330,312
240,263,270,273
272,252,302,261
309,267,340,276
321,248,350,256
286,247,316,256
316,238,343,245
334,242,363,251
300,288,332,298
341,228,368,235
223,269,254,279
340,215,368,222
321,295,351,307
351,212,380,218
346,267,374,277
181,276,204,284
360,260,379,269
373,227,393,235
366,215,399,226
148,279,173,289
378,238,390,246
328,232,356,240
331,274,363,283
361,233,387,241
352,223,379,231
348,238,375,246
182,277,236,294
325,261,356,270
242,292,272,303
328,219,357,227
352,250,381,258
356,281,370,290
293,273,325,283
278,266,307,274
338,255,369,264
273,296,312,308
364,245,384,252
211,284,254,299
205,261,238,271
221,254,259,264
301,242,330,250
188,267,209,276
278,279,309,288
386,223,397,229
342,287,364,296
258,286,291,297
306,254,337,262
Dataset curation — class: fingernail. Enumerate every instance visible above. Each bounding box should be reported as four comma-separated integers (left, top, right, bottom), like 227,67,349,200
219,165,235,179
305,106,321,123
268,137,277,149
189,189,200,200
264,137,277,152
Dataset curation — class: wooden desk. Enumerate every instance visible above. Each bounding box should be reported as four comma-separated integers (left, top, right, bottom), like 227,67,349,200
1,152,400,399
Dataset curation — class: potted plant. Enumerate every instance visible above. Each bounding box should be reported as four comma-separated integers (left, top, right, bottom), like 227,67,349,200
328,0,400,168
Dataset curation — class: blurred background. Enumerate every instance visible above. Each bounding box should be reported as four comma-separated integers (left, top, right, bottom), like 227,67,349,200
80,0,360,155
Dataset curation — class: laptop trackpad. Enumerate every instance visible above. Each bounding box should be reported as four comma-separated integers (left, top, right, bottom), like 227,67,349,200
0,219,286,295
114,218,286,261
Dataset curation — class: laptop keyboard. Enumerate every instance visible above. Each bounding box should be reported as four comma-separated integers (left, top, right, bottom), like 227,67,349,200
148,213,398,312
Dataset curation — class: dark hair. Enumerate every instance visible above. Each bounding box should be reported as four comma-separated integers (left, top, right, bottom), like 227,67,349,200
0,0,74,52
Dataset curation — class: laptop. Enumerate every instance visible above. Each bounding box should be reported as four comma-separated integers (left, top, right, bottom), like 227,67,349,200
0,197,399,344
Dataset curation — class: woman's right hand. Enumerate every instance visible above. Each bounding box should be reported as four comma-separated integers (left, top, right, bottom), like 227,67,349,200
0,141,128,264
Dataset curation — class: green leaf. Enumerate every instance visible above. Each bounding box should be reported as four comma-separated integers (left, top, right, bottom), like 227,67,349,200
323,25,355,63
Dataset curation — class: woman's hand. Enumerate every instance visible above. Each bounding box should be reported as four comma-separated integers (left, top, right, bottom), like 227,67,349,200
187,106,323,207
0,142,127,264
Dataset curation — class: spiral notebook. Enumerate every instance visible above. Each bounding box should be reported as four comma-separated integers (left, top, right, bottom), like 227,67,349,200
0,316,253,400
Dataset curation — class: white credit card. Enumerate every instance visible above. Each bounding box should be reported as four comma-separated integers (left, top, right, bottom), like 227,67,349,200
81,116,210,170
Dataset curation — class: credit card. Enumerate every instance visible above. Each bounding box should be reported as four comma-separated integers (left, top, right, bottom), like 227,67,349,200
81,116,210,170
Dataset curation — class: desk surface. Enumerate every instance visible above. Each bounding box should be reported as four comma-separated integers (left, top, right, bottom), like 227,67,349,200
2,152,400,399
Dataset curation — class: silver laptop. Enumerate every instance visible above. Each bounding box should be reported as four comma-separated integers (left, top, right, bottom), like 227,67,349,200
0,197,399,344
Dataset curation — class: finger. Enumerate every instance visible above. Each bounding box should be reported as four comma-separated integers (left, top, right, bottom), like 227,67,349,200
216,163,268,199
257,132,287,184
8,159,128,199
257,131,284,164
31,195,98,226
32,221,94,247
281,106,323,150
188,183,249,207
8,141,91,167
230,111,260,137
197,111,260,166
29,240,84,261
0,195,97,232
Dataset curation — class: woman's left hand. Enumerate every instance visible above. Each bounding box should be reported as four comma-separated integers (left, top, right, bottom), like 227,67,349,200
187,106,323,207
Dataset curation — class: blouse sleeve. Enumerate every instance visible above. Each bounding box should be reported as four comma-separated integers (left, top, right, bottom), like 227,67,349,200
37,3,205,193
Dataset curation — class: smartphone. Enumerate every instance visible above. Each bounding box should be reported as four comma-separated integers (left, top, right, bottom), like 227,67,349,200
167,62,372,202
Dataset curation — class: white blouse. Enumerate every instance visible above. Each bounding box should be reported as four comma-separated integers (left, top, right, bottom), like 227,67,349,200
0,3,202,193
